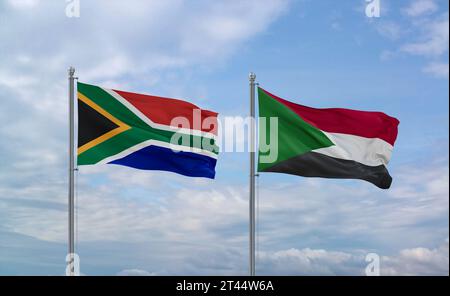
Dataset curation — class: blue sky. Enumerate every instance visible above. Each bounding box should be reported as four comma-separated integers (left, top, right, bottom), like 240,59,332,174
0,0,448,275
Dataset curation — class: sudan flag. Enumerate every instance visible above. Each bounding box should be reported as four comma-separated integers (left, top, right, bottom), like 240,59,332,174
77,82,219,178
258,88,399,189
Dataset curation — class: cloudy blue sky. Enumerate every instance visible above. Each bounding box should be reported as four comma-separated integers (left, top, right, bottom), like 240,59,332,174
0,0,448,275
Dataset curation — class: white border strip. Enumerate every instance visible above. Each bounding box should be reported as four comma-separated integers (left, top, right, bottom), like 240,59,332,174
96,139,218,165
102,88,217,141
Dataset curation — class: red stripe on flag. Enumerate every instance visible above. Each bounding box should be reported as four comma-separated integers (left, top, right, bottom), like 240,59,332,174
261,88,399,146
114,89,218,135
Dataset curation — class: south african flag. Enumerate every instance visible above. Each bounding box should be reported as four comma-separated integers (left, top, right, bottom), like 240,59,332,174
77,82,219,179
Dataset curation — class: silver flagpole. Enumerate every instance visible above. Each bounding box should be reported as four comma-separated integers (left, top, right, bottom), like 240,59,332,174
249,72,256,276
68,67,76,276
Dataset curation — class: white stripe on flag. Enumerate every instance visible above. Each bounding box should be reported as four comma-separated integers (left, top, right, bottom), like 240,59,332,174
96,139,218,165
102,88,218,141
312,132,394,167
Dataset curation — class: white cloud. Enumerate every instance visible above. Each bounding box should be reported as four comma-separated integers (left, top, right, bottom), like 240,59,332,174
380,50,397,61
401,13,449,57
0,0,289,121
257,239,449,275
403,0,438,17
374,4,449,79
0,154,447,275
0,156,447,275
258,248,358,275
376,21,403,40
382,239,449,275
6,0,40,9
423,62,449,78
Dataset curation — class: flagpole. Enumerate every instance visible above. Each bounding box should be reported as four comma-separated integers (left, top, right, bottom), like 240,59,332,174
68,67,76,276
249,72,256,276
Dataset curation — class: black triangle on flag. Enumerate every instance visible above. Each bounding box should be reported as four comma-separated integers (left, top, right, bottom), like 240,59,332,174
77,99,119,148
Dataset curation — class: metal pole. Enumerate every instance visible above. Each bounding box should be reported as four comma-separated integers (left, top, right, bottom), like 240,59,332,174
249,72,256,276
68,67,75,276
